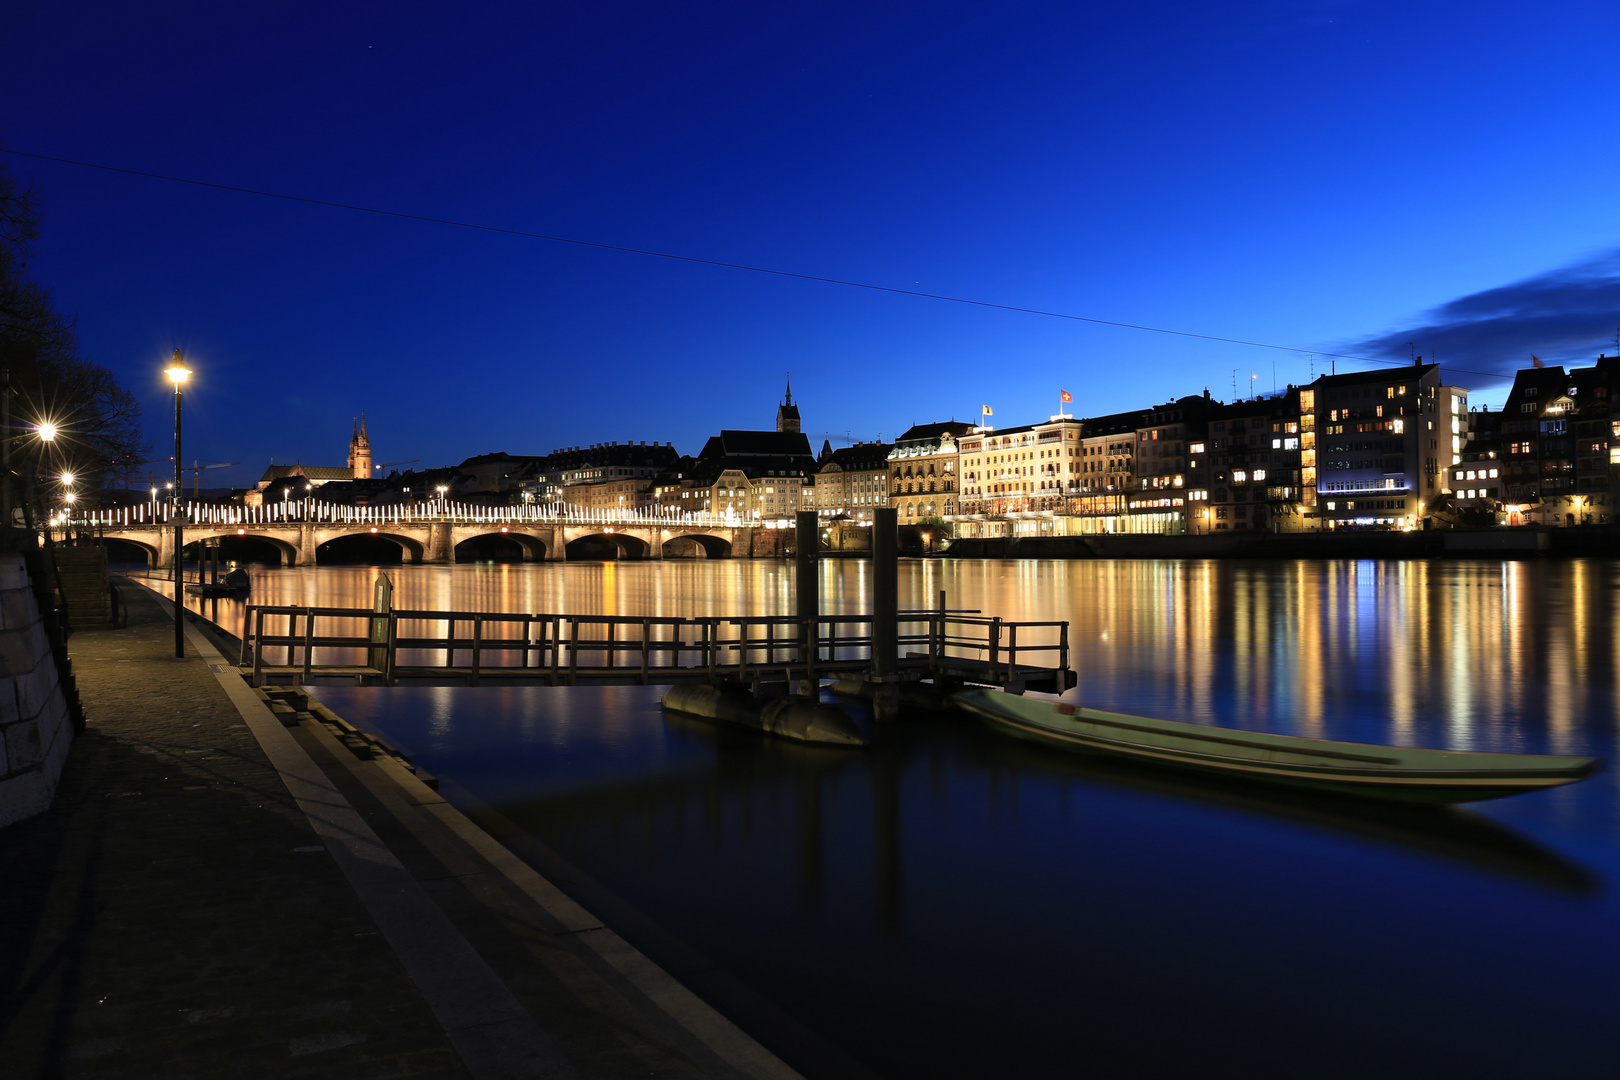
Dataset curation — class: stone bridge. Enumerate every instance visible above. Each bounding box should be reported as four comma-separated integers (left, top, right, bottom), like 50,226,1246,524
97,521,769,567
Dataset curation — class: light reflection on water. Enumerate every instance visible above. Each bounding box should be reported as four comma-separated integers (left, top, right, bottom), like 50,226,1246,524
172,557,1620,1077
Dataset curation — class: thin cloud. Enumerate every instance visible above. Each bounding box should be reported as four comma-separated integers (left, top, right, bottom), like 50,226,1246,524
1354,250,1620,378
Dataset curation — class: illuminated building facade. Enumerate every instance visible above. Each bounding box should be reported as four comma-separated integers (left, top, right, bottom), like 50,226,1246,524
889,422,974,521
1192,390,1305,534
1496,355,1619,526
814,441,893,520
1305,361,1467,530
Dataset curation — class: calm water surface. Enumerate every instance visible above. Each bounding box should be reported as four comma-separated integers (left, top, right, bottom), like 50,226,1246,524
180,559,1620,1077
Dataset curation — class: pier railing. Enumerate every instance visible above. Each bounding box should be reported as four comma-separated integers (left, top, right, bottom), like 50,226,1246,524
237,604,1069,691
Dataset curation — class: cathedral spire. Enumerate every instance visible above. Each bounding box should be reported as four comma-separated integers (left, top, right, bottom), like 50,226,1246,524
775,379,801,434
348,412,374,479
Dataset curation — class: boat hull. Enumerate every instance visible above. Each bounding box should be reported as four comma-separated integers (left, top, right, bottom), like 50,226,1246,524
954,690,1600,804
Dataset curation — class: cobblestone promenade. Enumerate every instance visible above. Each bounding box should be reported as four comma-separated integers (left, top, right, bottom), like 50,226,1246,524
0,585,785,1080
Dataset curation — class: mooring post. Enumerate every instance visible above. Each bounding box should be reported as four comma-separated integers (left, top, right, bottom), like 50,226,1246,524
872,506,900,721
795,511,819,698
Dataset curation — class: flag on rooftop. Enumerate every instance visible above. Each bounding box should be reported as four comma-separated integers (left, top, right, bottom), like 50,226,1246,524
981,404,993,416
1060,390,1073,403
1532,354,1544,368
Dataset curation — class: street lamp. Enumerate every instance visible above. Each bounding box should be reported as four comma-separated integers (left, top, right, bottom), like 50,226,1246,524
165,352,191,658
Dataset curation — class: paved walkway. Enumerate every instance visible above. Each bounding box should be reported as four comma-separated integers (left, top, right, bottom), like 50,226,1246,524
0,584,795,1079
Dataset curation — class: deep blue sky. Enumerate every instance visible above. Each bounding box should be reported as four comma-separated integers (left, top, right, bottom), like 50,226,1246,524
3,1,1618,489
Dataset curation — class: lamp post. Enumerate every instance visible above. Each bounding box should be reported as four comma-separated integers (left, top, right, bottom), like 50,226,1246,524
165,352,191,658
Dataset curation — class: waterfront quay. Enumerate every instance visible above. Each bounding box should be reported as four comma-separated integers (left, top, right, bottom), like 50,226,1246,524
0,584,798,1079
8,554,1620,1078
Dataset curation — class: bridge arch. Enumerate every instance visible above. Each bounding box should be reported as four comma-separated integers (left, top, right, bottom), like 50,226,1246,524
454,528,546,562
566,532,650,561
316,530,425,564
185,528,300,567
662,533,731,559
103,536,158,568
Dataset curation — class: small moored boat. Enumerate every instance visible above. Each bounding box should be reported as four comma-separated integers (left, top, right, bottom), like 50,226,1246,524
953,688,1601,803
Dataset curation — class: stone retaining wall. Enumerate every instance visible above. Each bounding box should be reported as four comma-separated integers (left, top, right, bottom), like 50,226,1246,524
0,552,75,829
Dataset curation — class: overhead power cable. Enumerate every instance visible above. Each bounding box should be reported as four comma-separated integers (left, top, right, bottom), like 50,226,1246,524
2,147,1509,382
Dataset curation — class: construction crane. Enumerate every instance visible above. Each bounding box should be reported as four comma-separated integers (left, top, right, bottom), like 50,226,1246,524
127,458,242,498
375,459,418,472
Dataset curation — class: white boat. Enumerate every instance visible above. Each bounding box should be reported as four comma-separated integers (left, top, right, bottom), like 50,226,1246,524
953,689,1601,803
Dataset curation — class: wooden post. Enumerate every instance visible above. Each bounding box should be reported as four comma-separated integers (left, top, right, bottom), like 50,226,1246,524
252,608,265,686
385,613,398,686
301,609,314,685
550,617,561,685
872,507,898,675
872,507,900,720
795,511,818,698
370,572,392,672
470,615,483,686
568,619,579,685
1059,621,1069,689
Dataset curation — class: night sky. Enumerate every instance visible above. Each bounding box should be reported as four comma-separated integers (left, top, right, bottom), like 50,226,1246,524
3,1,1618,490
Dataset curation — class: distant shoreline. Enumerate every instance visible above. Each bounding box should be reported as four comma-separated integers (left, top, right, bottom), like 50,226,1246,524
943,528,1620,560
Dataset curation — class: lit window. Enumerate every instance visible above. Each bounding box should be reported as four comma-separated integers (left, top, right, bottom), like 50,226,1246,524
1232,470,1248,483
1252,469,1266,481
1189,442,1206,454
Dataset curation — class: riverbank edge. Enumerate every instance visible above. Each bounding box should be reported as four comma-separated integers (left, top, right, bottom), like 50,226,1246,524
946,526,1620,560
136,578,805,1080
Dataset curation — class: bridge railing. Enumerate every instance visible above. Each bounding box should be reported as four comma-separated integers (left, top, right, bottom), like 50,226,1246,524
238,604,1068,688
71,500,794,531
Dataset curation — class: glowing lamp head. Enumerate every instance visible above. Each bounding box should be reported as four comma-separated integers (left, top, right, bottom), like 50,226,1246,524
500,526,509,533
165,366,191,385
60,472,74,486
63,493,75,504
236,528,245,536
369,526,378,534
36,422,57,442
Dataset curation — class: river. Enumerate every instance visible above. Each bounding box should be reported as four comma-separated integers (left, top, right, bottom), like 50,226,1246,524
164,557,1620,1078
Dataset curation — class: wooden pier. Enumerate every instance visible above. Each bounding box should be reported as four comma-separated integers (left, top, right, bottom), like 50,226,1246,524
238,604,1074,695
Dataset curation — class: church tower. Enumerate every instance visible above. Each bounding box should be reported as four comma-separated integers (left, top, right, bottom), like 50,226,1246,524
776,378,801,434
348,414,373,479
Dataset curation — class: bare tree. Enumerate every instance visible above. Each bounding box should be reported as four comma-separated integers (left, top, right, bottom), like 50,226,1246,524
1,154,146,514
